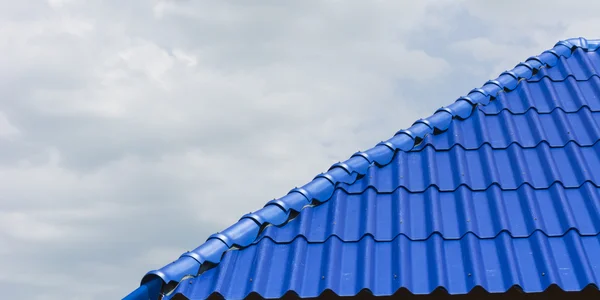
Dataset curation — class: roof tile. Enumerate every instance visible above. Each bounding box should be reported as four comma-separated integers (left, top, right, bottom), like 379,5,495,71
174,231,600,299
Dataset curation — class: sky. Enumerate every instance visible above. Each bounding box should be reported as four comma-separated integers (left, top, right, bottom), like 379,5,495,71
0,1,599,299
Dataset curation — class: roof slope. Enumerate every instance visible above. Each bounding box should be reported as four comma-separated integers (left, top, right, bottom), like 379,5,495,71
124,38,600,300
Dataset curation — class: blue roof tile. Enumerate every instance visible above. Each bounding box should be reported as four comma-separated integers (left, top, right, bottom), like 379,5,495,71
527,49,600,82
416,106,600,151
124,37,600,300
480,77,600,115
257,183,600,243
342,142,600,193
173,231,600,299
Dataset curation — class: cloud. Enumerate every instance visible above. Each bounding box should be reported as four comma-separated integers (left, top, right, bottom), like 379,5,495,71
0,112,20,138
0,1,598,299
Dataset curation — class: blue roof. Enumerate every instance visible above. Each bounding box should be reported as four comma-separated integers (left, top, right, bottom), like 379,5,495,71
124,37,600,300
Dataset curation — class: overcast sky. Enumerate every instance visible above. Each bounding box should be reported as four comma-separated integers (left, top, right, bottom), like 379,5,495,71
1,1,599,299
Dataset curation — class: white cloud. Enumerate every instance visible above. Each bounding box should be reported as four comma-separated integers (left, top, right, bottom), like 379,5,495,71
172,48,197,67
0,112,20,138
47,0,74,9
0,212,69,241
116,40,175,85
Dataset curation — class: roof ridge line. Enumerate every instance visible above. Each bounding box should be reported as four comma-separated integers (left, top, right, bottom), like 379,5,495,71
124,37,600,300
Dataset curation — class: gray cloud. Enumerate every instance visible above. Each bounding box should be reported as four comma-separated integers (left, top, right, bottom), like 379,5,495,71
0,1,598,299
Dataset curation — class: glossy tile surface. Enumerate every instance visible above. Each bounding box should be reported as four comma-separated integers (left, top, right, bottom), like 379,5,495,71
174,231,600,299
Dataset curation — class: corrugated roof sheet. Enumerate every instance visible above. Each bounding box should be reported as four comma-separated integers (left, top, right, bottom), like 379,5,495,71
174,230,600,299
416,107,600,150
341,142,600,192
124,38,600,300
258,183,600,242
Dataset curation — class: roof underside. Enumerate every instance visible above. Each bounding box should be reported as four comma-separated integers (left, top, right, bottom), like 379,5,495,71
125,38,600,300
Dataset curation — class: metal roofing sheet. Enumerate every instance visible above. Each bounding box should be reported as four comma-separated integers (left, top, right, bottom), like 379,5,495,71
172,231,600,299
480,79,600,115
342,142,600,193
257,183,600,243
526,48,600,82
415,108,600,151
125,38,600,300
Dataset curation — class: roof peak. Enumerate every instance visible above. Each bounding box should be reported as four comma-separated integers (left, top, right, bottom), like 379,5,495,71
124,37,600,300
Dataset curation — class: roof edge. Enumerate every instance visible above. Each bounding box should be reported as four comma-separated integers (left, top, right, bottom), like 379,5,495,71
124,37,600,300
